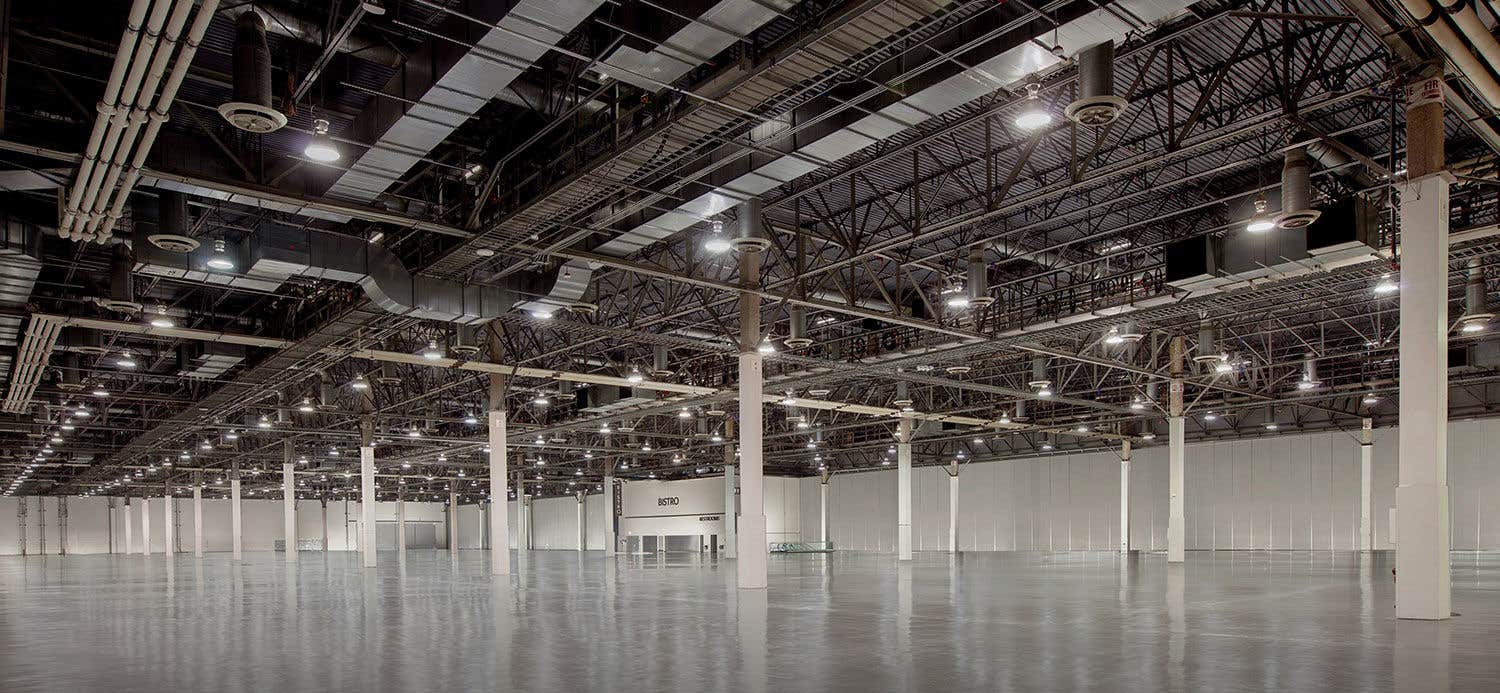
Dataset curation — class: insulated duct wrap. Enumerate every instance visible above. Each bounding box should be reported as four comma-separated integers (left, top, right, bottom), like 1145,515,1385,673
1066,41,1127,126
1275,148,1321,229
219,11,285,133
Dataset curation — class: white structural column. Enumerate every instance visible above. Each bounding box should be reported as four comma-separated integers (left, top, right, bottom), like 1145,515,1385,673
162,488,174,556
735,197,768,589
359,419,376,568
321,500,329,553
1120,439,1132,553
576,493,585,551
1396,74,1452,620
1360,418,1373,552
140,497,150,555
603,468,616,557
489,409,510,575
123,498,133,555
819,471,830,545
1167,335,1186,564
897,417,913,561
947,462,959,553
723,419,736,558
448,491,459,553
230,465,242,560
283,441,296,562
397,492,407,555
192,472,203,558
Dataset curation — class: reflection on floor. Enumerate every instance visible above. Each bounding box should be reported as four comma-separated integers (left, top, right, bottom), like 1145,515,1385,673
0,550,1495,691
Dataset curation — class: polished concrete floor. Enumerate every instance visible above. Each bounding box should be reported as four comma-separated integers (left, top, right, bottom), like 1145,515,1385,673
0,550,1496,692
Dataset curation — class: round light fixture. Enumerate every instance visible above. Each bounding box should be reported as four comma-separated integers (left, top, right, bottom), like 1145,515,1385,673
303,118,341,162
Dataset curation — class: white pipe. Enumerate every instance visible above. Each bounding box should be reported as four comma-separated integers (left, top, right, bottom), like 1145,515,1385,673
60,0,153,236
1397,0,1500,109
69,0,175,239
85,0,195,241
1437,0,1500,76
99,0,220,241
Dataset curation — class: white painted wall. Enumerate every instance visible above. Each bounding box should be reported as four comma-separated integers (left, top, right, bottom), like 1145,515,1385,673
13,418,1497,556
0,497,451,555
798,420,1500,553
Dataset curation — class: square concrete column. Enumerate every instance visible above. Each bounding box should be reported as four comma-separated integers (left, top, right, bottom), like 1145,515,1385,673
1120,439,1132,553
947,464,958,553
734,202,768,589
1168,336,1186,564
448,491,459,553
604,470,616,557
192,473,203,558
397,493,406,555
1360,419,1373,551
283,455,297,563
820,473,830,545
230,468,242,560
489,409,510,575
897,418,913,561
359,445,376,567
722,461,735,558
162,491,174,556
1396,168,1454,620
576,494,585,551
140,497,150,555
123,498,133,555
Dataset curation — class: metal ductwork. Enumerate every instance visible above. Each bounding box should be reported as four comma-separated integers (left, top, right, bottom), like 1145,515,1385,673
102,244,141,314
451,323,483,356
1459,259,1494,332
990,238,1069,270
323,0,604,203
219,10,285,133
785,306,811,348
1275,148,1321,229
649,345,673,378
144,189,198,253
1066,42,1127,126
600,0,797,91
137,226,553,325
966,249,993,308
177,342,247,380
893,381,913,408
1014,399,1028,422
1193,321,1221,364
0,219,45,409
1028,355,1051,393
524,0,1189,310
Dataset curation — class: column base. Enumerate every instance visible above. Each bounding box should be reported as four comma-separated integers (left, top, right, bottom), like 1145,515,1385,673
736,513,767,589
1395,483,1451,620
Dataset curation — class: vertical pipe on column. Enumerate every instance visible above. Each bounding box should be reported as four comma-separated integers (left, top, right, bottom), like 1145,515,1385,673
1396,71,1451,620
1168,335,1185,564
1120,439,1132,553
723,417,736,558
735,197,768,589
283,441,296,562
192,472,203,558
897,417,913,560
231,464,242,559
360,419,376,568
604,468,617,557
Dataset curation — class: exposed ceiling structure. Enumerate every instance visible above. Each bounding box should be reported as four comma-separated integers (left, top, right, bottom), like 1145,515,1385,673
2,0,1500,506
